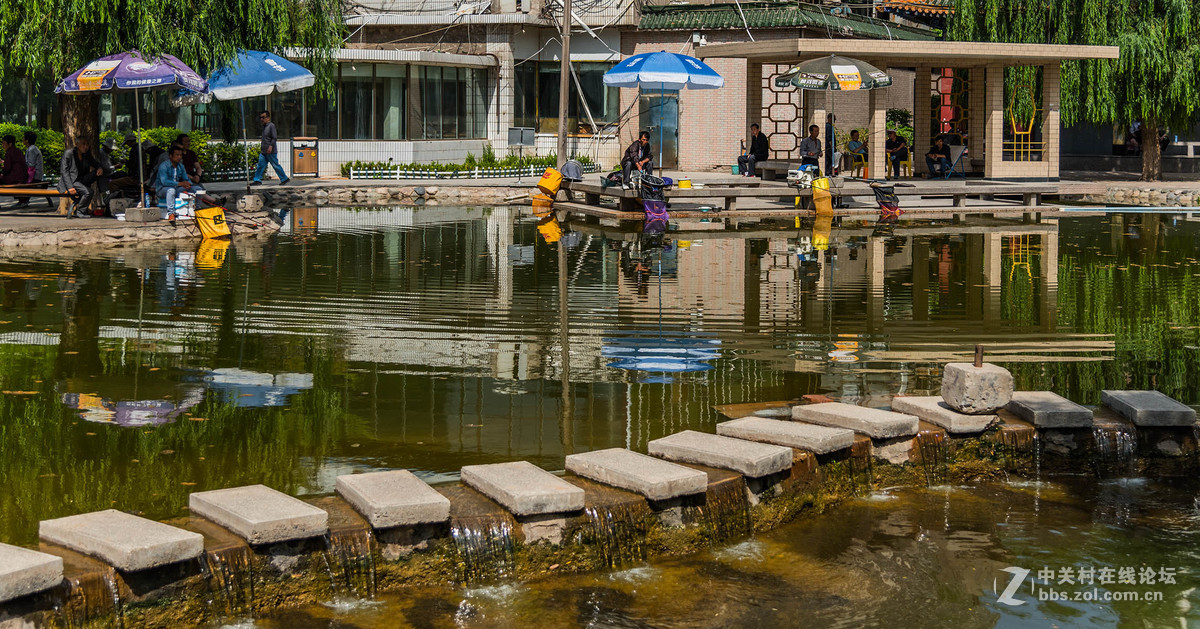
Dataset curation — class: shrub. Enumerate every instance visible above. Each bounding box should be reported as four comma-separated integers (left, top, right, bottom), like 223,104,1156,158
0,123,64,177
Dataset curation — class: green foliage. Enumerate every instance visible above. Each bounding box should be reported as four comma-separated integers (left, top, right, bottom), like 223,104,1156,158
885,109,914,147
0,0,344,94
98,126,258,176
339,151,592,178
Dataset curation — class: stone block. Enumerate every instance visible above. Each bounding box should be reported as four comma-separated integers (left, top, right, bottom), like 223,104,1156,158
1007,391,1093,428
460,461,584,516
941,362,1014,414
648,430,792,477
122,206,159,223
565,448,707,501
890,396,998,434
0,543,63,603
792,402,919,439
1101,390,1197,427
336,470,451,529
189,485,329,544
39,509,203,572
717,417,854,454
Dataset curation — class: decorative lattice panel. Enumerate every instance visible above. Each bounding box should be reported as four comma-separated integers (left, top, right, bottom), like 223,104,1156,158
928,68,971,147
762,64,805,160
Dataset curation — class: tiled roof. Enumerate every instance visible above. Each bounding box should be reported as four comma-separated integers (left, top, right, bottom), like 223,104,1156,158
639,3,937,40
879,0,954,16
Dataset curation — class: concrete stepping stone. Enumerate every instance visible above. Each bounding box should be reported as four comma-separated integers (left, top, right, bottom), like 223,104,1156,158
793,402,918,439
565,448,707,501
189,485,329,544
39,509,203,572
891,396,998,434
0,543,63,603
460,461,584,516
648,430,792,477
717,416,854,454
336,470,451,529
1007,391,1093,428
1102,390,1197,427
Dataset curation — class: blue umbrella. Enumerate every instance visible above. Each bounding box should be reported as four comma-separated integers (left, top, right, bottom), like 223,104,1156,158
177,51,315,189
603,52,724,176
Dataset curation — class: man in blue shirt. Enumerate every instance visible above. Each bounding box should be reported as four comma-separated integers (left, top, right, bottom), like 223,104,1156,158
157,144,208,218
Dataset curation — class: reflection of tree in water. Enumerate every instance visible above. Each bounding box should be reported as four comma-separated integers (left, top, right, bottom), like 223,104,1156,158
56,260,109,380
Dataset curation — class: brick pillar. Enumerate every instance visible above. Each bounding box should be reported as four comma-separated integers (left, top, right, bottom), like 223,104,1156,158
984,64,1005,179
967,66,985,157
1041,63,1061,180
913,66,931,156
746,61,763,145
486,26,515,152
869,78,887,179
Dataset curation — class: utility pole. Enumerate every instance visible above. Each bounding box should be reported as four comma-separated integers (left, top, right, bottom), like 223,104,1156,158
555,0,572,169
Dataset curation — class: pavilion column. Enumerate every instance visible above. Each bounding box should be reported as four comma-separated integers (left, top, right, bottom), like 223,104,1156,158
1041,63,1061,180
967,65,986,166
984,64,1005,179
869,77,887,179
913,66,932,157
746,61,763,147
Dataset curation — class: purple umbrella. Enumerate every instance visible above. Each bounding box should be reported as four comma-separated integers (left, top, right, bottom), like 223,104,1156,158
56,51,209,198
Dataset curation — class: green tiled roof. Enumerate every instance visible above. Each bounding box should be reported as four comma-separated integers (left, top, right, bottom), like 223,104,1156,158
639,3,937,40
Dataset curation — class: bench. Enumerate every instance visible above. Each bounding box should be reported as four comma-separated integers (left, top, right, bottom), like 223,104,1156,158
568,180,792,211
755,160,801,182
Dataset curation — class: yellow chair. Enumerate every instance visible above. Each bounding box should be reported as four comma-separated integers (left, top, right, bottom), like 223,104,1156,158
891,154,912,179
849,152,868,178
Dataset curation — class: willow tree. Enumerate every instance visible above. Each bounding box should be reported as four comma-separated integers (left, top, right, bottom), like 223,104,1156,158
0,0,343,144
951,0,1200,181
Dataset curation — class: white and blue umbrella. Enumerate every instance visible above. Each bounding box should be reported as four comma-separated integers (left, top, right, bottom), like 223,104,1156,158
175,50,315,189
604,52,723,176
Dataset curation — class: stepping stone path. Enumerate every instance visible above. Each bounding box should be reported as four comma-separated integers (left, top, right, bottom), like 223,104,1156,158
460,461,584,516
941,362,1014,414
1007,391,1093,428
0,543,63,603
336,470,451,529
39,509,203,572
189,485,329,544
648,430,792,478
717,417,854,454
891,396,997,434
1102,390,1197,427
565,448,707,501
793,402,919,439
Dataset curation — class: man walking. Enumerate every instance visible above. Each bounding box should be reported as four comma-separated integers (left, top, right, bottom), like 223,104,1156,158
737,124,770,178
252,110,290,186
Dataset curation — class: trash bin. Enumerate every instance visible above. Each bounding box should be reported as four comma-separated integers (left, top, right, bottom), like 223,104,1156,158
291,137,319,178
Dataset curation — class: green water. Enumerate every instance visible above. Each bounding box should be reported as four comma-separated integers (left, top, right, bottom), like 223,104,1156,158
254,478,1200,628
1,208,1199,551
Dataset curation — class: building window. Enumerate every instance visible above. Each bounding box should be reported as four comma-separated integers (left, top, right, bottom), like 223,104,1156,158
376,64,407,140
515,61,618,135
341,63,374,140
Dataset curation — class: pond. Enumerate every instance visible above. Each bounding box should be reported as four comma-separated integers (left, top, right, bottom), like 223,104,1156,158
1,207,1199,552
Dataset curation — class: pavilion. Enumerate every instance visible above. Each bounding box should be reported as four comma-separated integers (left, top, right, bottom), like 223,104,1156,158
695,39,1119,181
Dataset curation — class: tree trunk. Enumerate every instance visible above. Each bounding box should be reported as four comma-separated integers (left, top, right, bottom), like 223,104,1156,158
59,94,100,146
1141,111,1162,182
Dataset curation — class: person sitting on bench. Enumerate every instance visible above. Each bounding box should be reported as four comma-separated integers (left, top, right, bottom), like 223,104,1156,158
58,136,105,219
155,144,222,215
1,135,27,191
16,131,43,208
925,135,952,178
799,125,822,170
738,123,770,178
621,131,653,189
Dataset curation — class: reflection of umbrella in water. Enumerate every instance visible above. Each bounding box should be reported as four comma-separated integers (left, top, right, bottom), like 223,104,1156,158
62,386,203,427
200,367,314,407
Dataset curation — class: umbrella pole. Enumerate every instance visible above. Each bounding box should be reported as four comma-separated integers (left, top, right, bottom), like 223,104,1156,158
136,88,146,207
659,83,664,178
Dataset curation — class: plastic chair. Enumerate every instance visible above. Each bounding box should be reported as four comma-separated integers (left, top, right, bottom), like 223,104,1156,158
850,152,868,177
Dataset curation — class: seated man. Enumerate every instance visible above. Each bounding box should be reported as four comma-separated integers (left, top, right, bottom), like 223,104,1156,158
156,145,224,215
925,136,952,178
57,136,105,219
737,123,770,178
177,133,203,183
885,130,909,178
798,125,822,170
621,131,653,188
845,130,867,172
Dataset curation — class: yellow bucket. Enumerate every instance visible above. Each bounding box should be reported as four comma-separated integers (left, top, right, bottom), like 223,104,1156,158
537,168,563,197
678,179,692,189
195,206,232,239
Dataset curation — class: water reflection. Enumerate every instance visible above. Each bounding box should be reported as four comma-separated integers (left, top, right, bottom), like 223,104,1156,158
0,209,1199,544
